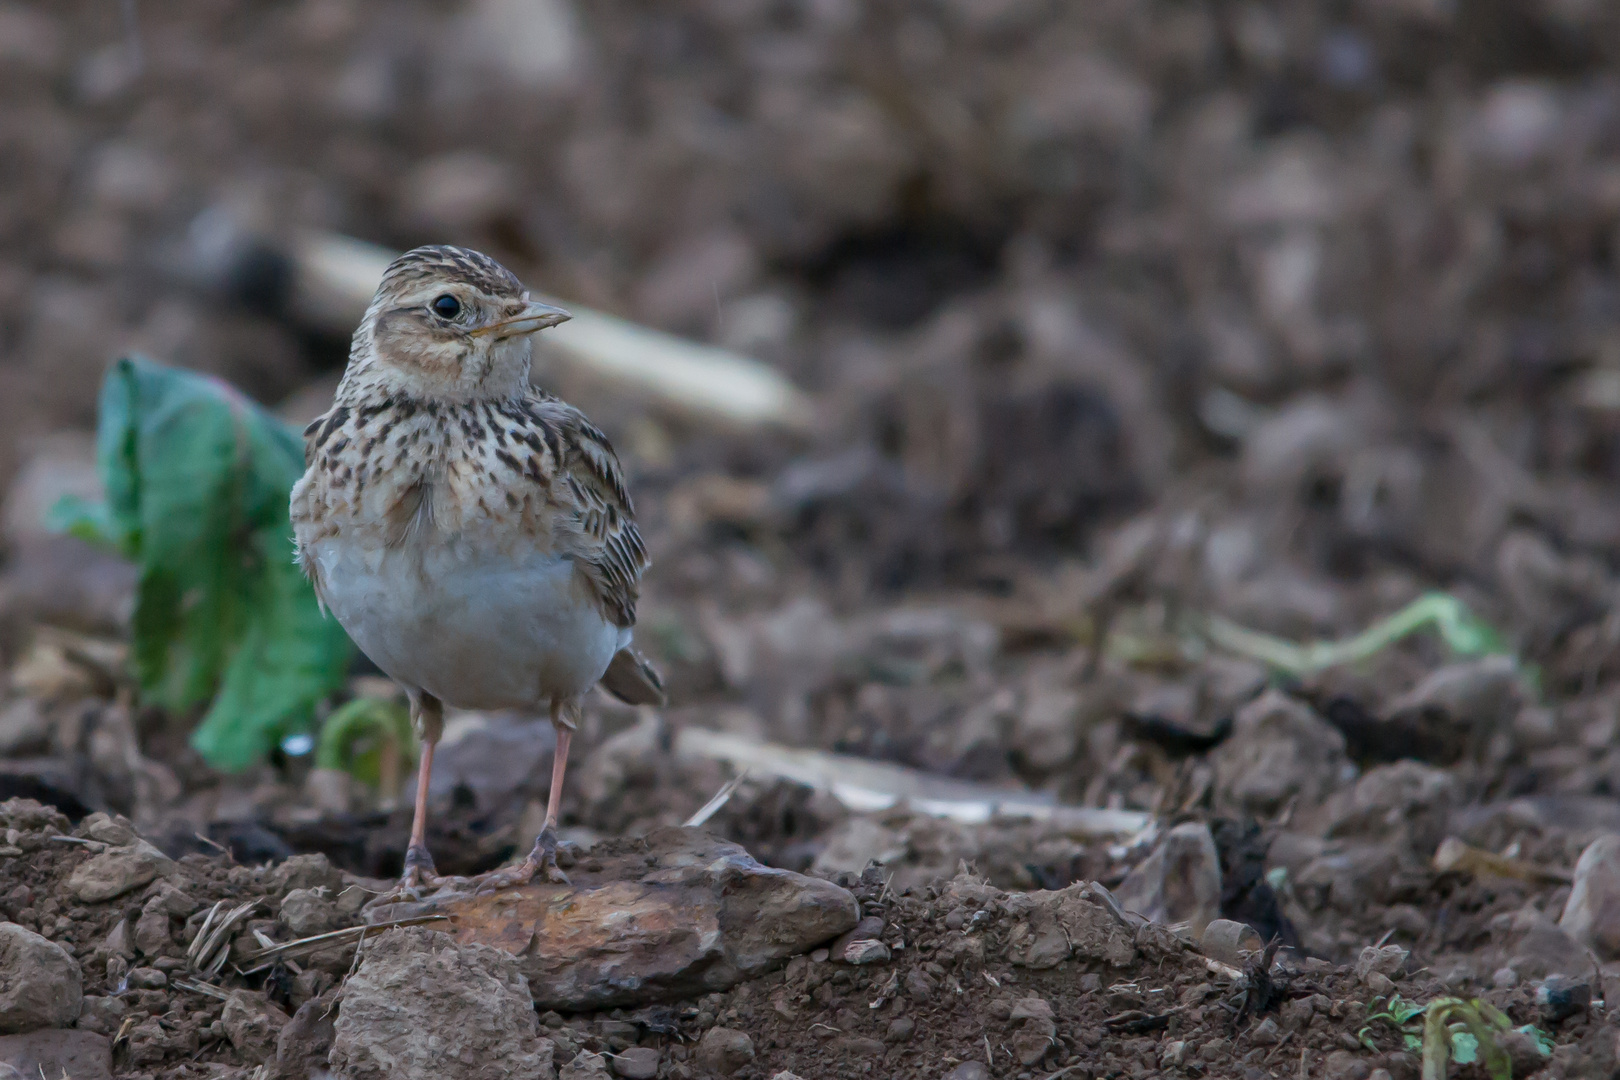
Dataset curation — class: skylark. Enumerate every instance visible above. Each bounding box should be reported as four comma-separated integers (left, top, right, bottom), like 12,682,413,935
290,245,664,896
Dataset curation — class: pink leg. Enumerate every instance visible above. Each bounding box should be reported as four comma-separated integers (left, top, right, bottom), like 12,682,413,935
400,692,444,890
471,700,577,894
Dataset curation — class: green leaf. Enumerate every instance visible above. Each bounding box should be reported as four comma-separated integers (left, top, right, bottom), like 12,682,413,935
315,697,415,787
1451,1031,1479,1065
52,356,353,770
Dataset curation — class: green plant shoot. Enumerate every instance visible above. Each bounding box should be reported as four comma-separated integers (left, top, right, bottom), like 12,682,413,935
48,356,353,770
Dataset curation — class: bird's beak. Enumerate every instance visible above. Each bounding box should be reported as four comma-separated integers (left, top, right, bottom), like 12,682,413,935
471,299,573,339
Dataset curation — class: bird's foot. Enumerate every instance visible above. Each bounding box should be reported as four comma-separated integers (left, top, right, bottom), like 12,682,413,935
472,825,570,896
364,844,446,909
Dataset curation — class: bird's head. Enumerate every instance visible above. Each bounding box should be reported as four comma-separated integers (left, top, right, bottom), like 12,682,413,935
346,245,570,403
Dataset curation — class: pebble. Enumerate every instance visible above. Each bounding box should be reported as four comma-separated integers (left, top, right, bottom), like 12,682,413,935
561,1050,613,1080
1249,1018,1281,1045
126,968,166,990
609,1046,659,1079
1536,974,1591,1024
885,1017,915,1043
0,924,82,1033
696,1027,755,1076
944,1063,991,1080
1493,967,1520,989
1353,944,1408,981
1161,1041,1187,1067
64,842,175,904
220,990,289,1065
1363,972,1394,997
1559,833,1620,960
1324,1049,1370,1080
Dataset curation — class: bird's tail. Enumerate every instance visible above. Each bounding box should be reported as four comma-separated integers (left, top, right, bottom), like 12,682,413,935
599,647,667,706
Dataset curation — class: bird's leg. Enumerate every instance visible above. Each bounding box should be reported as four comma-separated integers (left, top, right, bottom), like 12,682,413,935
472,699,578,894
400,690,445,892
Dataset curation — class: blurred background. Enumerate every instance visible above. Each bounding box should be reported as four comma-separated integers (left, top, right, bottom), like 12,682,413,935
2,0,1620,955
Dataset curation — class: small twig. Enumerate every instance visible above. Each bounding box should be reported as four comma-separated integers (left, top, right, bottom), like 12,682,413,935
47,836,100,847
239,914,450,966
172,979,231,1002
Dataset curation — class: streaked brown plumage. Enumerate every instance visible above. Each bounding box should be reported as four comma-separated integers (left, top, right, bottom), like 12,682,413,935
290,244,663,896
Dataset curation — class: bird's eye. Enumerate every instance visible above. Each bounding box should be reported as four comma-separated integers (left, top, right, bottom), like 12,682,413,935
431,295,461,319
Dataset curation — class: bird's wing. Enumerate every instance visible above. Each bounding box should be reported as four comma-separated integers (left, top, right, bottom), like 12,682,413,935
527,394,649,628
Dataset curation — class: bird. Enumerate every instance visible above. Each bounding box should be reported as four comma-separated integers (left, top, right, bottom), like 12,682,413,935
289,244,664,898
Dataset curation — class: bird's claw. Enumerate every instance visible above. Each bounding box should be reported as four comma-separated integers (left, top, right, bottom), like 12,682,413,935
469,826,569,896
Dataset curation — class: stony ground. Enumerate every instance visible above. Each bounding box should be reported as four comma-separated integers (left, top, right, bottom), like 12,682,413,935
0,796,1614,1079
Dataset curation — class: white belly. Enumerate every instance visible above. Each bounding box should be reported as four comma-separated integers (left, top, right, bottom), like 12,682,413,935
310,536,626,709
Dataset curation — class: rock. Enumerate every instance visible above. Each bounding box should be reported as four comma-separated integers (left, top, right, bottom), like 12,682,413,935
1508,907,1591,979
1324,1049,1370,1080
560,1051,611,1080
830,917,890,964
1493,967,1520,989
1250,1018,1281,1045
1199,919,1263,965
0,924,81,1032
1008,995,1057,1066
1385,657,1521,752
1212,690,1351,816
409,828,857,1011
1003,882,1136,969
1559,833,1620,959
64,841,174,903
610,1046,658,1079
73,996,124,1036
1536,974,1591,1024
126,967,166,989
885,1017,915,1043
274,992,337,1080
810,818,906,877
1114,821,1222,936
220,990,288,1064
1363,972,1394,996
132,907,172,956
1325,762,1457,858
1354,944,1409,981
268,853,344,896
280,888,342,937
1497,1027,1553,1077
329,926,555,1080
78,813,134,847
0,1030,111,1080
944,1064,991,1080
696,1027,755,1076
0,701,48,758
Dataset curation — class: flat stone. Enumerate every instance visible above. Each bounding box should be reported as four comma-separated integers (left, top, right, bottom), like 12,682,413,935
329,926,555,1080
396,828,857,1011
1115,822,1223,936
0,924,81,1032
0,1030,110,1080
64,841,174,903
1560,833,1620,959
609,1046,659,1079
